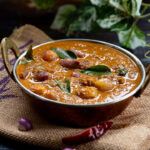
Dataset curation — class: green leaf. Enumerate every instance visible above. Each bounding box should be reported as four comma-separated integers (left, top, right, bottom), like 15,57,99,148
116,66,128,76
118,25,146,49
55,79,71,93
55,80,65,92
24,45,34,61
109,0,142,17
51,48,77,59
123,0,142,17
51,5,77,30
80,65,111,75
33,0,55,10
97,14,124,29
65,79,71,93
109,0,125,12
90,0,108,7
67,6,97,34
111,19,131,32
49,0,145,50
19,46,34,64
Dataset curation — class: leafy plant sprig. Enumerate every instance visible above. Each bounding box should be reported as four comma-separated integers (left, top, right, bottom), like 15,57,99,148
80,65,111,75
55,79,71,93
51,48,77,59
24,45,34,61
33,0,55,10
19,45,34,64
46,0,150,50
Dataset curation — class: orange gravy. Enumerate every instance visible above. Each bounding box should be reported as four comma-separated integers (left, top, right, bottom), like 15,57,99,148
16,40,142,104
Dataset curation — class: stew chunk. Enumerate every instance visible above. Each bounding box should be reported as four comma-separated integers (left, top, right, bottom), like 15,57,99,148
77,86,99,99
60,59,80,69
94,78,114,91
34,71,49,81
43,50,58,61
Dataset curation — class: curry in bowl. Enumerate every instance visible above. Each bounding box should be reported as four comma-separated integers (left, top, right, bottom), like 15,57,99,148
16,40,142,105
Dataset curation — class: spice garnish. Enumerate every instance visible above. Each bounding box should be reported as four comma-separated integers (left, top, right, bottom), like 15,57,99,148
62,121,113,145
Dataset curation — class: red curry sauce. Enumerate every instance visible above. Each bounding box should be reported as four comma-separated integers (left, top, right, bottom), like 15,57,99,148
16,40,142,104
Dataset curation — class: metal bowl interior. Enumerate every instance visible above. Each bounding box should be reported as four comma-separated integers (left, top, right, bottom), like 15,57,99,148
13,39,146,108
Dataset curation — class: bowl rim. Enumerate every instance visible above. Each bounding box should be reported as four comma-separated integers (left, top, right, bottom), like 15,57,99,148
13,38,146,107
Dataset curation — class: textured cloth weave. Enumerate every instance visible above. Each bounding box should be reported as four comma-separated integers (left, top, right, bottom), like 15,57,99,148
0,24,150,150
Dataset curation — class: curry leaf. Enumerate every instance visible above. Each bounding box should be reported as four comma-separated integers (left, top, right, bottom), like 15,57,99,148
97,14,124,29
118,25,146,49
51,5,77,30
55,80,65,92
24,45,34,61
55,79,71,94
65,50,77,59
65,79,71,93
33,0,55,10
20,46,33,64
90,0,108,7
123,0,142,17
111,19,131,32
109,0,125,12
80,65,111,75
67,6,97,35
49,0,148,50
109,0,142,17
116,66,128,76
51,48,77,59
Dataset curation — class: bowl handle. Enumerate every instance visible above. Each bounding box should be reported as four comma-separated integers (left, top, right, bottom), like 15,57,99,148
1,37,20,81
135,64,150,97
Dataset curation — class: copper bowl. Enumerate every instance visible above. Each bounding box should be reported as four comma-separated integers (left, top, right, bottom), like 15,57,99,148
1,38,149,127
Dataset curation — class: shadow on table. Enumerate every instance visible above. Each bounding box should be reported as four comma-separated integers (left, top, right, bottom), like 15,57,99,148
0,135,47,150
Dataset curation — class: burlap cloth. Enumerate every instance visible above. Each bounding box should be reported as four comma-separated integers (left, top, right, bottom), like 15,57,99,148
0,24,150,150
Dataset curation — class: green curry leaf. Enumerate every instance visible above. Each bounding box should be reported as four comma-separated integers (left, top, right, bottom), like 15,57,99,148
67,6,97,35
116,66,128,76
24,45,34,61
51,5,77,30
65,79,71,93
51,48,77,59
111,19,132,32
118,25,146,49
109,0,126,13
49,0,148,50
33,0,55,10
55,79,71,94
55,80,65,92
123,0,142,17
90,0,108,7
109,0,142,17
97,14,124,29
80,65,111,75
20,46,34,64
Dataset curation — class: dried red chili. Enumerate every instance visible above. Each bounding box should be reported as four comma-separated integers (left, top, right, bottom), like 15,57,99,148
62,121,113,145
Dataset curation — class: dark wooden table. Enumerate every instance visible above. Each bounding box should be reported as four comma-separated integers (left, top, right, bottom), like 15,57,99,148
0,3,150,150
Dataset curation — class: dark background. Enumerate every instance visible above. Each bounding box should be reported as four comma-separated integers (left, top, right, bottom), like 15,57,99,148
0,0,150,149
